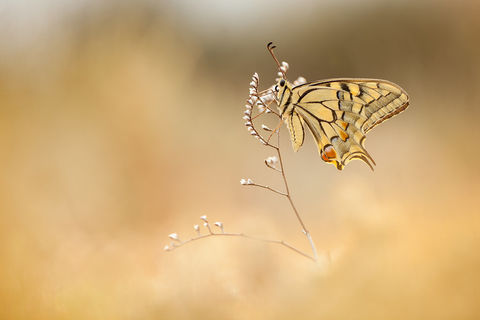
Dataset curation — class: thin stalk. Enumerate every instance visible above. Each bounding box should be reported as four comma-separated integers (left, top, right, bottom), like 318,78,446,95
248,183,287,197
275,131,319,262
168,232,315,262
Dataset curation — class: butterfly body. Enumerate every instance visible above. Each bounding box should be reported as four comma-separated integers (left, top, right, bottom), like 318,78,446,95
273,77,409,170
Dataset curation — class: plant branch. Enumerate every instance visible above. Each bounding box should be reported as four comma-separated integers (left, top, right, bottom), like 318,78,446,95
167,231,316,262
247,183,287,196
274,131,319,262
165,71,320,264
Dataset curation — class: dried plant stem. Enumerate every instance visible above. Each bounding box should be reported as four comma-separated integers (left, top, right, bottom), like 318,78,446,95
251,105,279,120
249,126,319,262
245,71,319,263
165,72,320,263
246,91,320,262
248,183,287,196
275,133,319,262
169,232,316,262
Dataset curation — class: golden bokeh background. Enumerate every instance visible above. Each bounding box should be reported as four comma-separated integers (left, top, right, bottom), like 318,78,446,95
1,0,480,319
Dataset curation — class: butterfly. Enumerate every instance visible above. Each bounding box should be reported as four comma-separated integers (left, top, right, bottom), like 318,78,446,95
264,42,409,170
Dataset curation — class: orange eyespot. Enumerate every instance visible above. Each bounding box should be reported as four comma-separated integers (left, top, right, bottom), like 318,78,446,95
324,146,337,159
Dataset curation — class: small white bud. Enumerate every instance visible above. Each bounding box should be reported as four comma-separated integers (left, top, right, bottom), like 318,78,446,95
250,131,257,136
168,233,180,241
245,121,252,126
194,224,200,231
265,109,271,113
245,104,252,110
260,94,274,106
214,222,224,233
261,124,271,131
249,88,256,94
203,222,208,227
277,72,283,77
266,156,279,166
247,179,253,185
253,72,259,79
244,109,251,115
293,76,307,86
250,81,256,87
242,115,250,120
280,66,287,73
200,215,208,222
281,61,289,69
163,245,170,251
240,179,247,185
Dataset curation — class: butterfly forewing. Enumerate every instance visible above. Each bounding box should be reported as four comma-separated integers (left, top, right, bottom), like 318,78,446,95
286,78,409,170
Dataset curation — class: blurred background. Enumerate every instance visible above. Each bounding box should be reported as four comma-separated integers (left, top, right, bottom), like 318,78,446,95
1,0,480,319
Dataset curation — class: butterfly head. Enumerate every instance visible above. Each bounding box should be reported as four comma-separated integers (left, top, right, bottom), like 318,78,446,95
273,78,293,108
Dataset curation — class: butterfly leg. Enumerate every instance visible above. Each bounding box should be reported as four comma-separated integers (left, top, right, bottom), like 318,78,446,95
256,87,273,96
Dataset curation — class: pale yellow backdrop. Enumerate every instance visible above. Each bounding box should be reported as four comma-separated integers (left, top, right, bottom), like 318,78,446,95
1,0,479,319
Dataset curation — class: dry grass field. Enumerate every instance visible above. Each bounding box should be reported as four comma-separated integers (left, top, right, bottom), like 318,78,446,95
1,0,479,319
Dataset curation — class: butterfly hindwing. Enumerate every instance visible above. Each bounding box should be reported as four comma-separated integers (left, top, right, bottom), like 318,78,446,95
295,106,374,170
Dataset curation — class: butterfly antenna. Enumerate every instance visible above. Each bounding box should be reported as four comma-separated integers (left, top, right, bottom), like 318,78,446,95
267,42,286,79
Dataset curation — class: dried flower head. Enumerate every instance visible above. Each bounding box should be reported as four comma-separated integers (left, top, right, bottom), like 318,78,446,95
266,156,278,165
242,73,275,147
214,222,224,233
293,76,307,86
168,233,180,241
163,44,320,263
261,124,272,131
240,178,253,185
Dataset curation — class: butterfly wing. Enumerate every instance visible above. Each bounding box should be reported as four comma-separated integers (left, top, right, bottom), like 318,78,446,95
285,110,305,152
290,79,409,170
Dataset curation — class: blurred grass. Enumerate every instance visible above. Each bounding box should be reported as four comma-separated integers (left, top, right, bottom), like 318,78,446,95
1,1,480,319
